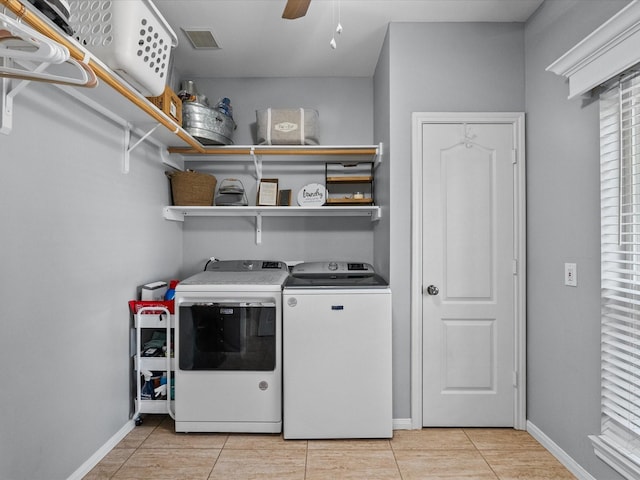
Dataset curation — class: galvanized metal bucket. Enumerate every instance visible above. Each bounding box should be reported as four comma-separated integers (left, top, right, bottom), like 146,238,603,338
182,102,236,145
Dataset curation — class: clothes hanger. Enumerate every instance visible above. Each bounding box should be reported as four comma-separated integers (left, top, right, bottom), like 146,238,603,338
0,11,97,87
0,12,68,63
0,28,66,64
0,56,97,87
456,123,489,150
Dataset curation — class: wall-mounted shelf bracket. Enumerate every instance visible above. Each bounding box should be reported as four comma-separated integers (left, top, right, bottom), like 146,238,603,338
256,212,263,244
123,123,161,173
162,148,182,170
1,56,64,134
250,146,263,189
51,83,171,174
1,75,14,134
1,66,34,134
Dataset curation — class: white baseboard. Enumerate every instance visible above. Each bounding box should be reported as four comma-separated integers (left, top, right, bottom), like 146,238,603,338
393,418,414,430
67,420,136,480
527,420,597,480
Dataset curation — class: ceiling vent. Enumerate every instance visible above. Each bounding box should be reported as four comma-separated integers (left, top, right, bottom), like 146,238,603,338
182,29,220,49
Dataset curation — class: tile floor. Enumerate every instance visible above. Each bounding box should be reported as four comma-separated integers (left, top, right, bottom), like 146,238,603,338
84,415,577,479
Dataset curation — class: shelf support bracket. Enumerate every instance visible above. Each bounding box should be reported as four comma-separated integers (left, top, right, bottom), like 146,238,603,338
255,212,263,245
123,126,131,173
1,75,13,135
2,77,37,135
1,67,35,135
375,142,384,167
1,59,54,135
123,123,161,173
251,146,263,189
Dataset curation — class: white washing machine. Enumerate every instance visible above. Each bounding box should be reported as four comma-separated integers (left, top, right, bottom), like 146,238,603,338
174,260,288,433
283,261,392,439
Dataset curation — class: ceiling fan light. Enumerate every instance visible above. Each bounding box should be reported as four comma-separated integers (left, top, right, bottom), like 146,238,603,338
182,29,221,49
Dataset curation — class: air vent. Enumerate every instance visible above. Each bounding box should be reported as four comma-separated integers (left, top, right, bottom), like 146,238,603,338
182,29,220,49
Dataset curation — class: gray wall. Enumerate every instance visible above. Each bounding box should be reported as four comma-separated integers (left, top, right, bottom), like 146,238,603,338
177,77,377,274
524,1,630,478
373,24,392,282
176,77,373,146
376,22,526,419
2,3,636,478
0,84,183,479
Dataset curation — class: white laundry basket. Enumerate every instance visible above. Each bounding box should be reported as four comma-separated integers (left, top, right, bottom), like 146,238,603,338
68,0,177,96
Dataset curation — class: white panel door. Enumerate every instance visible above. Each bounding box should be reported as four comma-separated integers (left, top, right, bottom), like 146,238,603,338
422,122,515,426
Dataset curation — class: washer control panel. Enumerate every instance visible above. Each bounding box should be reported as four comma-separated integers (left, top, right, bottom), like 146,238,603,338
291,261,375,278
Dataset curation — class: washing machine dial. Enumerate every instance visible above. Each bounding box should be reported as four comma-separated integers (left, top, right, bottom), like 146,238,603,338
328,261,338,271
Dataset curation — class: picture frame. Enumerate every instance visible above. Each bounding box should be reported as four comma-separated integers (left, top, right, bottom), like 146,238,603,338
278,189,292,206
257,178,279,206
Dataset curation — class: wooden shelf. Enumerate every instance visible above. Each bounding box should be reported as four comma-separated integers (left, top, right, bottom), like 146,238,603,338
170,144,382,164
170,144,378,156
163,205,381,222
0,2,385,166
163,144,383,243
325,162,375,205
0,0,204,152
325,198,374,205
326,176,374,183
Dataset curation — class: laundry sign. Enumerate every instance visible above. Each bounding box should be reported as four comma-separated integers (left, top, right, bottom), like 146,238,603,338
297,183,326,206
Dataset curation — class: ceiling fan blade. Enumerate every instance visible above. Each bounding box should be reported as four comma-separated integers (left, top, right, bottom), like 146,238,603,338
282,0,311,19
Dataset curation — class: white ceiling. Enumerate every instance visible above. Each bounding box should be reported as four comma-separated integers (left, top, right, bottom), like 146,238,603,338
153,0,544,79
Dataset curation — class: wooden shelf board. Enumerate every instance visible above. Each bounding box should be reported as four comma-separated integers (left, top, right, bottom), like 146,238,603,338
169,145,379,159
325,198,375,205
326,176,374,183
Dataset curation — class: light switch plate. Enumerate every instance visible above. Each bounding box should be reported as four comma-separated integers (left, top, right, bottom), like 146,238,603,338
565,263,577,287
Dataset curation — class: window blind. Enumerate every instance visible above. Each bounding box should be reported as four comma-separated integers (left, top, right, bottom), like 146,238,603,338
593,71,640,479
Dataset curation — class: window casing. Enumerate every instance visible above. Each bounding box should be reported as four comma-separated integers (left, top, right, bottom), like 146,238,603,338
592,71,640,480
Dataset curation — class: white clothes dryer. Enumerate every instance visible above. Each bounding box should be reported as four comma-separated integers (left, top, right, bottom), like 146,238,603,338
174,260,288,433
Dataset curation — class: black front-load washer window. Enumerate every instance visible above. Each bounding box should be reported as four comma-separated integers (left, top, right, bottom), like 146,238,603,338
179,302,276,371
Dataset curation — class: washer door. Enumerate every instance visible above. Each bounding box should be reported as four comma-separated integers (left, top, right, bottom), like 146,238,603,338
179,302,276,371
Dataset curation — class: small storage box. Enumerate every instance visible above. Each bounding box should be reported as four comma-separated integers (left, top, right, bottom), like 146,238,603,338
256,108,319,145
147,86,182,125
167,170,217,206
141,281,167,301
68,0,178,96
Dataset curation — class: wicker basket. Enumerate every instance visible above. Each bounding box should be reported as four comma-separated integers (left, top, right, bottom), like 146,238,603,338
167,170,217,206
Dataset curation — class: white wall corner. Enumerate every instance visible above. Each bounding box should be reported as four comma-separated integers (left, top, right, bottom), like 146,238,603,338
66,420,136,480
546,0,640,99
527,421,598,480
393,418,414,431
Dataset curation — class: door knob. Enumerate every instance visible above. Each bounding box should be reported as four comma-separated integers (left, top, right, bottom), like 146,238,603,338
426,285,439,296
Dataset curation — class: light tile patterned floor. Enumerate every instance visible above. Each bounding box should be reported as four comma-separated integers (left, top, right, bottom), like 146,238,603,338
83,415,577,479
